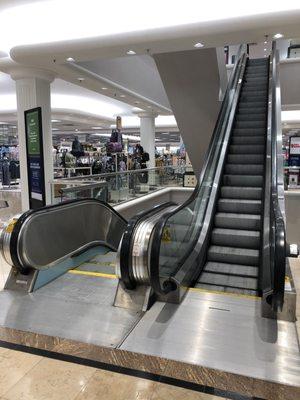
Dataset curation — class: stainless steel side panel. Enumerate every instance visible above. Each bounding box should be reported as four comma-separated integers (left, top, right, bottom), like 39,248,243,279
17,201,126,270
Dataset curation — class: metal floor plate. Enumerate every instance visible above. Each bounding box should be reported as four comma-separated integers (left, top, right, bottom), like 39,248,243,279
120,289,300,387
0,271,141,348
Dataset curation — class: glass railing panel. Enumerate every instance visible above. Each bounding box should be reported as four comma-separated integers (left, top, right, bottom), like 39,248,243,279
50,166,187,206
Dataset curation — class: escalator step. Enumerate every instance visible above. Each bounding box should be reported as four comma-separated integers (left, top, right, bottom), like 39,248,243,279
211,228,260,249
227,154,264,164
207,245,260,266
225,163,264,175
231,136,265,145
198,271,258,290
214,212,261,230
223,174,263,187
238,102,267,110
239,94,267,102
204,261,259,277
232,128,266,136
235,113,266,121
229,144,265,154
221,186,262,199
218,198,262,214
194,282,258,296
234,121,266,129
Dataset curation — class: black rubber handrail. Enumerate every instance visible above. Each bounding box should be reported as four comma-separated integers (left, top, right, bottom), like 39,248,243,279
120,201,177,289
9,198,127,274
148,45,247,296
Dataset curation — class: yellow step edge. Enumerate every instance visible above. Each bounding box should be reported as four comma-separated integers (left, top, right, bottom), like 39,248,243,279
68,270,117,279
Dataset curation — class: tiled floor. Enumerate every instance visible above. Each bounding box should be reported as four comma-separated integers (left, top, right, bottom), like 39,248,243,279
0,348,227,400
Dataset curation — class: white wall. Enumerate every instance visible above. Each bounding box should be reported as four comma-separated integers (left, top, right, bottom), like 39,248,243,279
154,48,221,177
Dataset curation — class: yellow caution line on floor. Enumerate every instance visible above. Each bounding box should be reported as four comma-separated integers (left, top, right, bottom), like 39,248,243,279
68,270,117,279
188,286,260,300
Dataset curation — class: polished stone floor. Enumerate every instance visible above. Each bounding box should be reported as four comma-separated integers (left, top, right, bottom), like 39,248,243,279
0,347,227,400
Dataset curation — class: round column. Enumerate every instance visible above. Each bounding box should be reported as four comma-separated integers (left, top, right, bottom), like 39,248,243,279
138,112,157,168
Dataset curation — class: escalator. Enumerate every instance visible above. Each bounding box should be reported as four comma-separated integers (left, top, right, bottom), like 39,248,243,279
196,58,268,296
118,42,288,314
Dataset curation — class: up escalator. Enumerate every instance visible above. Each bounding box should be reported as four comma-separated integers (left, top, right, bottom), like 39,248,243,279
118,42,287,314
196,58,269,296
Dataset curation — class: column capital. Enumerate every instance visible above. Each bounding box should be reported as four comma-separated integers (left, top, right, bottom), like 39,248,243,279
0,57,56,82
134,110,158,119
10,66,56,82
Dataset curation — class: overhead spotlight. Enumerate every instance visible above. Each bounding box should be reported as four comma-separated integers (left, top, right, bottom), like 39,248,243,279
194,42,204,48
273,33,284,39
77,77,85,82
264,48,267,51
101,87,108,90
120,94,126,98
126,50,136,55
66,57,75,62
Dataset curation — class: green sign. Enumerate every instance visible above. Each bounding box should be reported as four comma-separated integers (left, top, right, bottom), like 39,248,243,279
26,110,40,155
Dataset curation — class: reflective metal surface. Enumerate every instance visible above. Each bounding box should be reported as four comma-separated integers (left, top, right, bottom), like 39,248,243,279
0,263,141,347
1,200,126,271
121,289,300,386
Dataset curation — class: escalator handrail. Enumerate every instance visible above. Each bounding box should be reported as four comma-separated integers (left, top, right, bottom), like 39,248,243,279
268,41,286,310
148,45,248,296
8,198,127,274
119,201,177,289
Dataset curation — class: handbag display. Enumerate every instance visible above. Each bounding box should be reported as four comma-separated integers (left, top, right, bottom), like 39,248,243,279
106,142,123,153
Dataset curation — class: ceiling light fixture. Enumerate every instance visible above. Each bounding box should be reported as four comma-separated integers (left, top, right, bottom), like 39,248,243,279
126,50,136,55
120,94,126,98
194,42,204,48
66,57,75,62
101,87,108,90
77,77,85,82
273,33,284,39
264,48,267,51
51,119,61,123
91,126,102,129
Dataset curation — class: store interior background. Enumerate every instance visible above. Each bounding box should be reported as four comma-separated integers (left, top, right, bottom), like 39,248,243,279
0,37,300,242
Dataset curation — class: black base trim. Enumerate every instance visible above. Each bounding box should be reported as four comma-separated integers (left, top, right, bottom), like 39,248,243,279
0,340,265,400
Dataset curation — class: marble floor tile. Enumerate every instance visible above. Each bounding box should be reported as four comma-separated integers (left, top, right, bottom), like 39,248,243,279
75,369,156,400
0,347,9,357
3,357,95,400
151,382,227,400
0,349,41,396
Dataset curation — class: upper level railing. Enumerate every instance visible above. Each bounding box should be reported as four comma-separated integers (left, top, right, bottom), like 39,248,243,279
50,165,189,206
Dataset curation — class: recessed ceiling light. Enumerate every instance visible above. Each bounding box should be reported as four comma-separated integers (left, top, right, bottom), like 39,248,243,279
126,50,136,55
75,129,79,132
273,33,284,39
120,94,126,98
77,77,85,82
52,128,59,131
264,40,268,44
51,119,61,122
264,48,267,51
66,57,75,62
194,42,204,48
91,126,102,129
101,87,108,90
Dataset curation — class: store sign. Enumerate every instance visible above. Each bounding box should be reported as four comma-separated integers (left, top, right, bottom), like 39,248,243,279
289,137,300,155
24,107,46,209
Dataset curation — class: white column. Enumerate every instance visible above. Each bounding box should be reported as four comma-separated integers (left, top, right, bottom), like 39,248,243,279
11,67,55,211
138,112,157,168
